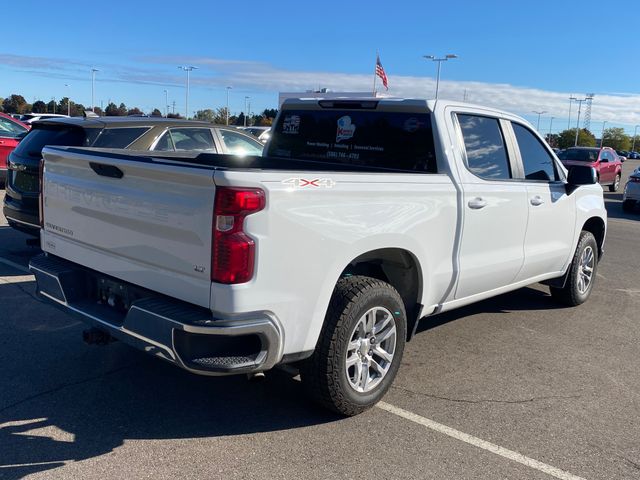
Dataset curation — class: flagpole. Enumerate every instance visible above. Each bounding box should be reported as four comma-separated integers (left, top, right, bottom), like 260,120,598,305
372,50,378,96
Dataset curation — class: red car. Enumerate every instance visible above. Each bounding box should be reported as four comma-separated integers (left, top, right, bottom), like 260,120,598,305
0,113,30,186
558,146,623,192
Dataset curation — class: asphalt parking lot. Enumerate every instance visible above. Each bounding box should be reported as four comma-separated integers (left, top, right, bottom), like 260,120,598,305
1,163,639,480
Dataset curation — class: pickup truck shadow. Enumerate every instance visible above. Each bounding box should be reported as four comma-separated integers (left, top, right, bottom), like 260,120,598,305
604,194,639,221
416,286,562,334
0,281,339,480
0,226,40,274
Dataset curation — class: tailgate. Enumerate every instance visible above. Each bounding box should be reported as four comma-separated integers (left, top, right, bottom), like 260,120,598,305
40,147,215,308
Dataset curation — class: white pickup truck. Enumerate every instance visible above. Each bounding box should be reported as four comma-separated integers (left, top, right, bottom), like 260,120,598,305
30,98,606,416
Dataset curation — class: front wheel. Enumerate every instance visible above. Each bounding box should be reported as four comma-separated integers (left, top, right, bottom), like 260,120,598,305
301,275,406,416
609,173,621,192
550,231,598,306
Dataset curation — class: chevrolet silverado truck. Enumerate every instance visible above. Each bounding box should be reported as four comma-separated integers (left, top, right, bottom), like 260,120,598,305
30,98,606,416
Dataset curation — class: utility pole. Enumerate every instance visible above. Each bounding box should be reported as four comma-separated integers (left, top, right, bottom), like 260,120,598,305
244,96,249,127
172,100,176,114
163,90,168,118
573,98,586,146
632,125,639,153
91,67,99,112
532,110,547,131
548,117,555,145
177,66,197,119
583,93,595,131
600,121,607,148
423,54,458,99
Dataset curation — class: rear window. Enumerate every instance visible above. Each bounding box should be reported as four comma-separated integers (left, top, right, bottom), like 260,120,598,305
557,149,599,162
92,127,151,148
12,126,95,159
267,109,437,172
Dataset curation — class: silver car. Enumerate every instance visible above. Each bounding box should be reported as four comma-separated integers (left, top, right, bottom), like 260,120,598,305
622,167,640,212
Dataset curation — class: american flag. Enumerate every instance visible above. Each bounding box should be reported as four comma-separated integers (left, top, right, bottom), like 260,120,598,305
376,55,388,90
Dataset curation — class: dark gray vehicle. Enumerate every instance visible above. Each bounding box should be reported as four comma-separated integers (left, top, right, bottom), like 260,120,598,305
3,116,263,236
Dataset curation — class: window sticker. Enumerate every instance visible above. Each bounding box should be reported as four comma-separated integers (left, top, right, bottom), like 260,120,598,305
282,115,301,134
336,116,356,142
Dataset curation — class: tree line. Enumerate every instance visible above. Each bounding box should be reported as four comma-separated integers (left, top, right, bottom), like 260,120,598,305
548,127,640,151
0,93,277,126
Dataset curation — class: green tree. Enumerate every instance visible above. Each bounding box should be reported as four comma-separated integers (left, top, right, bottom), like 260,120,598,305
601,127,630,151
213,107,229,124
234,112,245,126
557,128,596,149
2,94,30,114
194,109,215,121
46,99,57,114
105,102,127,116
151,108,162,117
126,107,143,116
0,97,3,112
32,100,47,113
167,112,183,119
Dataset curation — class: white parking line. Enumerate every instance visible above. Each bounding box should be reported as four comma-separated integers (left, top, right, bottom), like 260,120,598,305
376,402,586,480
0,256,31,274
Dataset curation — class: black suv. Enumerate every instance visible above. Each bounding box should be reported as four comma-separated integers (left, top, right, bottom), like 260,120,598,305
3,116,263,236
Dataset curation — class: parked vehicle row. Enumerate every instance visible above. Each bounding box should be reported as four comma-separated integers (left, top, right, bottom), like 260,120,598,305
2,116,264,235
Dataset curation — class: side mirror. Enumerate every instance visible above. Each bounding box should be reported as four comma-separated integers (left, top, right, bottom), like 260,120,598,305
566,165,597,195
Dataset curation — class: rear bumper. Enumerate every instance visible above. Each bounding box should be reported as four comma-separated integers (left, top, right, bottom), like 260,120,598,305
29,254,284,375
3,194,40,236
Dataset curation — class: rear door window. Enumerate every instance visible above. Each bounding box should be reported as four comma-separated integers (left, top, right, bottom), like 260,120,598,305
267,109,437,172
457,114,511,180
218,129,263,156
92,127,151,148
151,128,216,152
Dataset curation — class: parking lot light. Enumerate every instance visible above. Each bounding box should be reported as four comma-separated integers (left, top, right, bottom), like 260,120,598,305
65,84,71,116
226,87,232,125
632,125,639,153
423,54,458,100
91,68,99,112
600,121,608,148
178,66,198,119
532,111,547,131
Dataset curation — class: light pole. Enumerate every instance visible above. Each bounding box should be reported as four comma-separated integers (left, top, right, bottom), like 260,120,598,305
568,95,577,130
548,117,555,145
573,98,586,146
244,96,249,127
65,84,71,116
178,65,197,119
163,90,168,117
600,121,608,148
91,68,99,112
422,54,457,99
532,110,547,131
226,86,232,125
632,125,639,153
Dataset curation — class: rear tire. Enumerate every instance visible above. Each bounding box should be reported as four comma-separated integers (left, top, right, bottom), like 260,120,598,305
609,173,621,192
300,275,406,416
550,231,598,306
623,199,635,212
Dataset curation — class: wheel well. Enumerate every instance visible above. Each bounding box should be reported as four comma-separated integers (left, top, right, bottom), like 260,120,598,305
582,217,605,259
341,248,422,339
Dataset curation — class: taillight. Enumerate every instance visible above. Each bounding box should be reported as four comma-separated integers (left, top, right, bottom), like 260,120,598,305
38,158,44,228
211,187,265,284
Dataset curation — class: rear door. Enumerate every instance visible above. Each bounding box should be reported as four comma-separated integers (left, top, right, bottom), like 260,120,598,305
453,113,529,299
508,122,576,280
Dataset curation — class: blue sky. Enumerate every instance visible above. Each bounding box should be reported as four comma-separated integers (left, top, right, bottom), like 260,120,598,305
2,0,639,132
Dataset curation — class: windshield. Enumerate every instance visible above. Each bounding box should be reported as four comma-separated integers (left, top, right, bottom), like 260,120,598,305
267,109,437,172
557,148,599,162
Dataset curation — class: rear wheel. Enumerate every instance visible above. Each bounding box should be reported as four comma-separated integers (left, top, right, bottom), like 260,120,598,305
550,231,598,306
301,275,406,416
623,199,636,212
609,173,621,192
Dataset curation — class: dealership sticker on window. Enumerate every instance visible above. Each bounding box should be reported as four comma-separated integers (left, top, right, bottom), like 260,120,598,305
282,115,301,134
336,116,356,142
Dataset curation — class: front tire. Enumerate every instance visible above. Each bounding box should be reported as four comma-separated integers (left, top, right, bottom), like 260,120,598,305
609,173,621,192
550,231,598,306
301,276,406,416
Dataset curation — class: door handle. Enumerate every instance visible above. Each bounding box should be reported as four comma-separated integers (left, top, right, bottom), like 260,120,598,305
468,197,487,209
530,196,544,206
